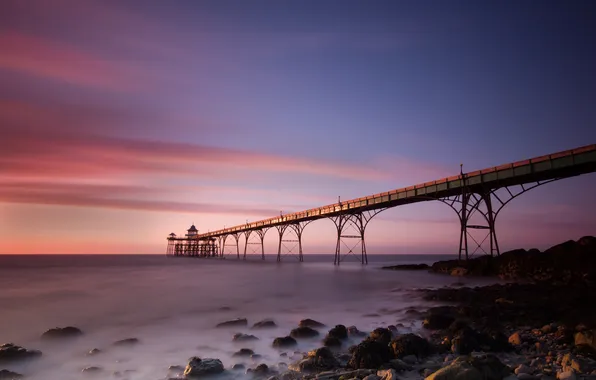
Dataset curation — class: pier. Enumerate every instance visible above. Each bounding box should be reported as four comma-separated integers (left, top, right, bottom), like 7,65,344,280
167,144,596,264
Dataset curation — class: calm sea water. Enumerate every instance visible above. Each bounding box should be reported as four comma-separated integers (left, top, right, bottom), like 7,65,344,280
0,254,503,380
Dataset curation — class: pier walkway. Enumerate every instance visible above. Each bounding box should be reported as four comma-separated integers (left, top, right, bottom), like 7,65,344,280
167,144,596,264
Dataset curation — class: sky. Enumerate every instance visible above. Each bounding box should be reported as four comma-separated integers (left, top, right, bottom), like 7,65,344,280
1,0,595,255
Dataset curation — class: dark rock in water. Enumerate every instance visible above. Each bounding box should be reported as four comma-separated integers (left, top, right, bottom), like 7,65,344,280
327,325,348,340
232,364,245,370
0,343,42,363
41,326,83,340
0,370,23,380
387,325,397,333
289,347,339,373
272,336,298,348
253,363,270,375
322,335,342,348
347,326,367,337
390,334,432,359
382,264,430,270
233,333,259,342
290,327,319,339
423,306,457,330
232,348,254,357
216,318,248,328
183,357,224,377
250,354,262,361
252,319,276,329
369,328,393,346
347,339,393,369
82,366,102,374
298,319,325,329
113,338,139,346
87,348,101,356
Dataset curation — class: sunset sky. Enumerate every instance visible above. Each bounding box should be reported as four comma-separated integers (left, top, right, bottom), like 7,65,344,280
1,0,595,255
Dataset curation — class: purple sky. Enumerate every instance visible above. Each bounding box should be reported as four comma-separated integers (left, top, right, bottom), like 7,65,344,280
1,0,595,254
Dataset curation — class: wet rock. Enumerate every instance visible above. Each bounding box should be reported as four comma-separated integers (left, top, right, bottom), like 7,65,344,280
347,326,367,338
0,343,42,363
232,364,245,370
299,319,326,329
369,328,393,346
575,330,596,351
216,318,248,328
426,354,510,380
557,370,577,380
363,375,380,380
289,347,339,373
234,333,259,342
82,366,102,374
390,334,432,359
251,354,262,361
347,339,393,369
0,370,23,380
290,327,319,339
328,325,348,340
183,357,224,377
376,369,398,380
323,336,342,348
273,336,298,348
253,320,277,329
113,338,139,346
422,307,456,330
515,364,534,375
41,326,83,340
252,363,271,377
509,332,523,345
233,348,255,357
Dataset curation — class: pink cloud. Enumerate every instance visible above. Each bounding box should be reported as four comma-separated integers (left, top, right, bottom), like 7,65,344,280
0,32,147,92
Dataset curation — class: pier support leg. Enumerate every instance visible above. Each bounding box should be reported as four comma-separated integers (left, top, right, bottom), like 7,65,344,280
276,222,310,262
330,209,384,265
244,229,269,260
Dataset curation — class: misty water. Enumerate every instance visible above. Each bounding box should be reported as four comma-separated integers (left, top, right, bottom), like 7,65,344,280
0,254,504,380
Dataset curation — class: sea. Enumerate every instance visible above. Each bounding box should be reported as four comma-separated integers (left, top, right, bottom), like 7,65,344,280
0,254,505,380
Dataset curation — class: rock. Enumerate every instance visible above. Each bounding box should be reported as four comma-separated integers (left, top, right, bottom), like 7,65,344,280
515,364,534,375
41,326,83,340
347,339,393,369
113,338,139,346
82,366,102,374
363,375,380,380
299,319,326,329
251,354,262,361
0,343,42,363
385,359,412,372
376,369,398,380
87,348,102,356
401,355,417,364
184,357,225,377
423,314,455,330
390,334,432,359
425,362,482,380
0,370,23,380
290,327,319,339
370,328,393,346
328,325,348,340
451,267,468,276
347,326,367,338
216,318,248,328
557,371,577,380
168,365,185,373
253,363,270,376
323,336,342,348
273,336,298,348
509,332,523,345
253,320,277,329
232,364,245,370
518,374,538,380
426,354,509,380
575,330,596,351
233,348,255,357
234,333,259,342
289,347,339,373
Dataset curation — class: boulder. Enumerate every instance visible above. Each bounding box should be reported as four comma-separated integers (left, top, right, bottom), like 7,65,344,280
87,348,102,356
41,326,83,340
232,364,245,370
253,320,277,329
323,335,342,348
369,328,393,346
347,326,367,338
0,370,23,380
216,318,248,328
290,327,319,339
390,334,432,359
426,355,509,380
423,314,455,330
575,329,596,351
0,343,42,363
288,347,339,373
298,319,325,329
376,369,399,380
508,332,522,345
184,357,224,377
347,339,393,369
113,338,139,346
233,348,255,357
233,333,259,342
273,336,298,348
328,325,348,340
